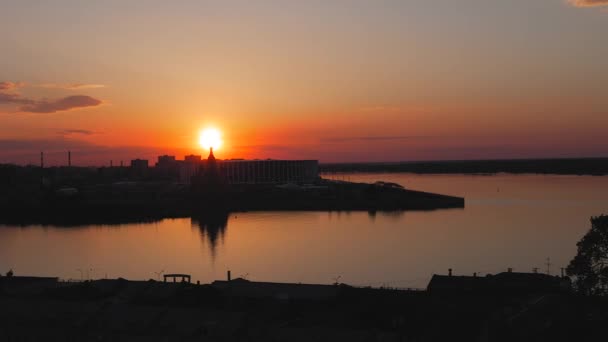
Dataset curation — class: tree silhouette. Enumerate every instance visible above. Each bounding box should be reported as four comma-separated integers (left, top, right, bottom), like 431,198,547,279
567,215,608,295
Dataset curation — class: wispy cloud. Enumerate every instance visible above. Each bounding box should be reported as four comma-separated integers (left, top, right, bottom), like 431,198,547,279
0,81,25,91
568,0,608,7
59,129,98,136
0,80,103,113
357,105,402,113
321,136,431,143
0,81,32,105
20,95,102,113
0,138,96,152
0,92,35,105
39,83,105,90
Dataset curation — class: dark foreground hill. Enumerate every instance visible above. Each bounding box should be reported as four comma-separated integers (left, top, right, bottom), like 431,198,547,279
0,275,606,342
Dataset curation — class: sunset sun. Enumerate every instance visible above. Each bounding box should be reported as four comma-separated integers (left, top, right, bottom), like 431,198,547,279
199,128,223,151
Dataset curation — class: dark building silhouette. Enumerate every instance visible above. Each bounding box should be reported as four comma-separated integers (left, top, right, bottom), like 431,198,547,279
190,148,227,200
180,155,202,183
130,159,149,178
184,155,202,163
218,159,318,184
130,159,149,169
156,155,176,167
427,270,571,295
155,155,179,179
205,148,218,173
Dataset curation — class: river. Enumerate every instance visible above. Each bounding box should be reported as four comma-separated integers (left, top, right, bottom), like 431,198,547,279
1,173,606,288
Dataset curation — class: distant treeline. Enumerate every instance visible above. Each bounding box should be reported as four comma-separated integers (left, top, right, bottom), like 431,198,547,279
320,158,608,175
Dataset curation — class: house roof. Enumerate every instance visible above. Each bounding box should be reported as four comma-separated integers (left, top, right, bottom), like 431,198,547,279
427,272,567,293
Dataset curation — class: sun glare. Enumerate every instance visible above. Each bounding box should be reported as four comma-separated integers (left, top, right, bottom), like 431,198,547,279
199,128,223,150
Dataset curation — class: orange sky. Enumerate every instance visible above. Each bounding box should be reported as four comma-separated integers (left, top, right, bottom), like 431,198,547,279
1,1,607,165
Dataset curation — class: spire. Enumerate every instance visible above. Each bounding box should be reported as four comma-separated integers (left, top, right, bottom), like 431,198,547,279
208,147,216,162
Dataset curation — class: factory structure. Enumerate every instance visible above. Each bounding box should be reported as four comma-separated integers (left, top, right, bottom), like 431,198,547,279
218,159,318,184
32,149,319,185
131,149,319,184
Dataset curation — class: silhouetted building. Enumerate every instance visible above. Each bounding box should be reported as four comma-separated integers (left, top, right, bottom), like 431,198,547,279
217,159,319,184
184,154,202,163
156,155,176,167
130,159,149,169
190,148,227,200
130,159,149,178
206,148,217,172
180,155,203,184
427,270,571,295
155,155,179,179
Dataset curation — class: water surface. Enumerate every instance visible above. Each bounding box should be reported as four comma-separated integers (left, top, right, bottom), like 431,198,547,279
1,173,606,288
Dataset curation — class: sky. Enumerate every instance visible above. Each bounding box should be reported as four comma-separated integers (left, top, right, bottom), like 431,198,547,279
1,0,607,165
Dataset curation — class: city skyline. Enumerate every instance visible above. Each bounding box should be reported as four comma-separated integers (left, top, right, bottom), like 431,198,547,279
1,0,608,166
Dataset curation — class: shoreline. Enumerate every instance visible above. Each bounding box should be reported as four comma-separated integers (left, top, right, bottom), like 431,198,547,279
0,180,464,226
319,157,608,176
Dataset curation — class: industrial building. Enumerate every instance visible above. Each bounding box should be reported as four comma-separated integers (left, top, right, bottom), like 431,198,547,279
128,151,318,184
217,159,318,184
179,155,202,184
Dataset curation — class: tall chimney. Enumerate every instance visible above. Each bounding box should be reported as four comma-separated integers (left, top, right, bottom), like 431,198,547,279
448,268,452,277
68,151,71,167
227,270,231,281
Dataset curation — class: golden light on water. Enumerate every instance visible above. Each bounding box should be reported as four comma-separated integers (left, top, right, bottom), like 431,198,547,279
199,128,223,150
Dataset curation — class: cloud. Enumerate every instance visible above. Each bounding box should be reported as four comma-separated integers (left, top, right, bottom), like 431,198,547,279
358,105,402,113
19,95,102,113
0,81,32,105
321,136,431,143
0,138,96,152
568,0,608,7
0,80,103,113
0,81,25,91
39,83,105,90
0,92,35,105
60,129,98,136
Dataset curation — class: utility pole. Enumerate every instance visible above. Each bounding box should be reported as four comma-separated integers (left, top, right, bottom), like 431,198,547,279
40,151,44,168
545,257,552,275
560,267,565,278
68,150,71,167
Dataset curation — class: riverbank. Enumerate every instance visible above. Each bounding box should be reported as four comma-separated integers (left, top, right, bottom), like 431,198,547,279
0,179,464,226
320,157,608,175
